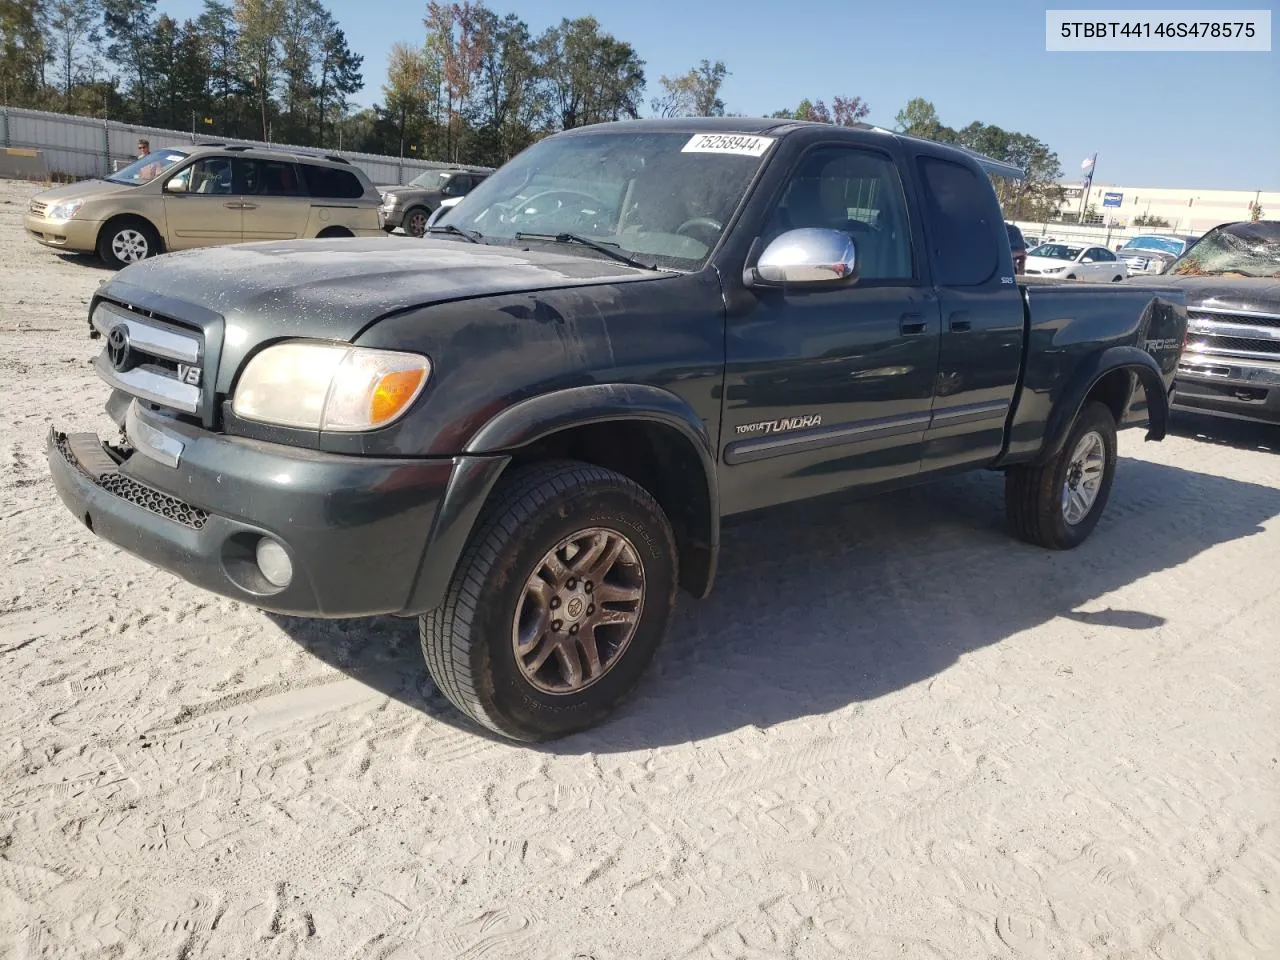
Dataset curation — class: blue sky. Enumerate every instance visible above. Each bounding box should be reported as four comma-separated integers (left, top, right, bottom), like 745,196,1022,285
160,0,1279,190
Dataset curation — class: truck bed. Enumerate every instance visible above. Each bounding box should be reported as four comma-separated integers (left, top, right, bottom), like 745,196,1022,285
1001,278,1188,460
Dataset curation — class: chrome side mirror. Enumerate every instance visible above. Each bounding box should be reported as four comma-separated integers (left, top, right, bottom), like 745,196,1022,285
746,227,858,287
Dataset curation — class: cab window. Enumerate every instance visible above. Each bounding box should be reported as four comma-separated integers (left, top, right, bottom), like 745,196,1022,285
762,145,915,280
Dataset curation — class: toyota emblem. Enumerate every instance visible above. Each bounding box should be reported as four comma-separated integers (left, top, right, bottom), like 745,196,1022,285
106,325,131,372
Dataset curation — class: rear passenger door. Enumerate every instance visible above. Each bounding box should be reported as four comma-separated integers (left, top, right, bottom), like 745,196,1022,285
240,159,310,241
914,154,1026,473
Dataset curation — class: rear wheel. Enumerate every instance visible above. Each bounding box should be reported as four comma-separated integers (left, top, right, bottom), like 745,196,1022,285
97,217,160,269
420,460,678,742
1004,401,1118,549
403,206,430,237
316,226,352,238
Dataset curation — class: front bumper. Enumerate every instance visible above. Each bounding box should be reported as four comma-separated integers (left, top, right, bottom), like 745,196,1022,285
24,212,101,253
1173,357,1280,425
46,405,506,617
379,203,405,229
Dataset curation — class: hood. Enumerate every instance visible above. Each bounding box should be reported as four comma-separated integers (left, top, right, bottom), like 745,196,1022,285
1123,275,1280,313
33,179,128,204
98,236,670,392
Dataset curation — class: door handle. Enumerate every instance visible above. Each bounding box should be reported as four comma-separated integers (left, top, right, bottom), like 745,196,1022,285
223,201,243,210
949,311,972,332
900,313,928,336
239,203,258,210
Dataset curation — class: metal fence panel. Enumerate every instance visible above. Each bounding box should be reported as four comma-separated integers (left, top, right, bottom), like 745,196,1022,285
0,106,494,185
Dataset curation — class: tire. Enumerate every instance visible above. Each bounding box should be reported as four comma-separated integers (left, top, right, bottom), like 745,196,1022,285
1066,273,1077,280
420,460,678,742
97,217,160,269
402,206,430,237
1004,401,1118,550
1112,274,1123,282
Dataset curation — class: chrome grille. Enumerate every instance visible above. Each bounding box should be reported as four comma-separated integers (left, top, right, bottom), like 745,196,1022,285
90,301,205,417
55,434,209,529
1183,308,1280,364
29,199,47,217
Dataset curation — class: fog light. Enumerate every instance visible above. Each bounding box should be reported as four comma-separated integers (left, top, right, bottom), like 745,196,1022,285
256,537,293,588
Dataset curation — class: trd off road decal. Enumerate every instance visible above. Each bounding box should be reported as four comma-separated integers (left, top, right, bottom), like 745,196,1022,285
735,414,822,436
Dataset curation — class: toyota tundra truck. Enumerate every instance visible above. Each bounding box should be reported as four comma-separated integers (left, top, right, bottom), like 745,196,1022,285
46,118,1188,742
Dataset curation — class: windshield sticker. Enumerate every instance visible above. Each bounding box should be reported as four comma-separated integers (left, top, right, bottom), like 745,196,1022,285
682,134,776,157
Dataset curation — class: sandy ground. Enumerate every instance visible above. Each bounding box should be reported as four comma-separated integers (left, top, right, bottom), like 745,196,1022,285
1,176,1278,960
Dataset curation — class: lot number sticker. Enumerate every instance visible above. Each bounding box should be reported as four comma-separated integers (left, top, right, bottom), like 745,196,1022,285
682,134,776,157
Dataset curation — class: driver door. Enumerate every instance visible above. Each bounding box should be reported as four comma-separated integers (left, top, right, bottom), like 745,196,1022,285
719,143,941,515
162,156,246,249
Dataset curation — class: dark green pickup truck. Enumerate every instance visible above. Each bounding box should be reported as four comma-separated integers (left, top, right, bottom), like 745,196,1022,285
48,117,1188,741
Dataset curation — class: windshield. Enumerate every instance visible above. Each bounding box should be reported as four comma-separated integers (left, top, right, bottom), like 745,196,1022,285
1168,221,1280,278
409,171,451,189
107,149,188,185
1121,235,1186,256
1029,243,1082,261
437,130,775,269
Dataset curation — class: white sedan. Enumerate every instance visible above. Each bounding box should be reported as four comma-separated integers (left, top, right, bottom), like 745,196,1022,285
1023,242,1128,281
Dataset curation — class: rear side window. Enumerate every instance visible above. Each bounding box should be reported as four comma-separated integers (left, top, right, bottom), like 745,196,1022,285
916,157,1002,286
249,160,305,197
300,163,365,200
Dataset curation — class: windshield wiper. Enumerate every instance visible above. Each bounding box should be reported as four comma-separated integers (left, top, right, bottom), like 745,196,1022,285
513,232,654,270
426,223,484,244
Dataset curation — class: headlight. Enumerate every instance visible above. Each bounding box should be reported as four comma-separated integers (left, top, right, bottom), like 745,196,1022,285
46,199,85,221
232,342,431,431
381,192,397,206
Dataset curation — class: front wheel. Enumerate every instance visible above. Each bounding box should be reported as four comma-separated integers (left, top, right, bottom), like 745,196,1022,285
420,460,678,742
98,217,160,269
402,206,430,237
1004,401,1118,549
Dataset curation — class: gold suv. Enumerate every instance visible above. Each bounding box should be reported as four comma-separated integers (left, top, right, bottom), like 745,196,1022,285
24,143,385,268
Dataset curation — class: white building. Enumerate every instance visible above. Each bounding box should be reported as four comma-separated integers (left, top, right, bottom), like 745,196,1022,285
1051,182,1278,234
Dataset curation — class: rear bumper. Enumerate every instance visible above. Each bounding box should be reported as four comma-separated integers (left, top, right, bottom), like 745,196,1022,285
1173,357,1280,425
24,212,100,253
46,407,507,617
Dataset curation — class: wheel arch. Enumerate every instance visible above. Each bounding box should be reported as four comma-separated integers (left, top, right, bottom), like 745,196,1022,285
97,213,164,256
316,225,353,238
1034,345,1169,466
464,384,721,601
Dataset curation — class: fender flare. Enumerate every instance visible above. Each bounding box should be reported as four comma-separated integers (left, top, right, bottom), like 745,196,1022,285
1036,345,1170,465
465,382,721,596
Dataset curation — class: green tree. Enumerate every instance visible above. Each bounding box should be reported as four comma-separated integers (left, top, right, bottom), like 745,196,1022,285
197,1,243,135
536,16,645,130
43,0,100,110
313,10,362,147
894,96,953,142
650,58,729,117
472,7,541,164
234,0,285,139
101,0,158,118
1,1,48,105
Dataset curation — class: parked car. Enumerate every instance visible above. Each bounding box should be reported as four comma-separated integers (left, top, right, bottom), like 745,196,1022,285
24,143,385,268
1117,233,1200,276
377,168,491,237
47,117,1187,742
1126,219,1280,425
425,194,464,229
1006,222,1027,273
1023,241,1129,281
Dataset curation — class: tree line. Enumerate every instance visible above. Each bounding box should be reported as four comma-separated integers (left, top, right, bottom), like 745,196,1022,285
1,0,1063,214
